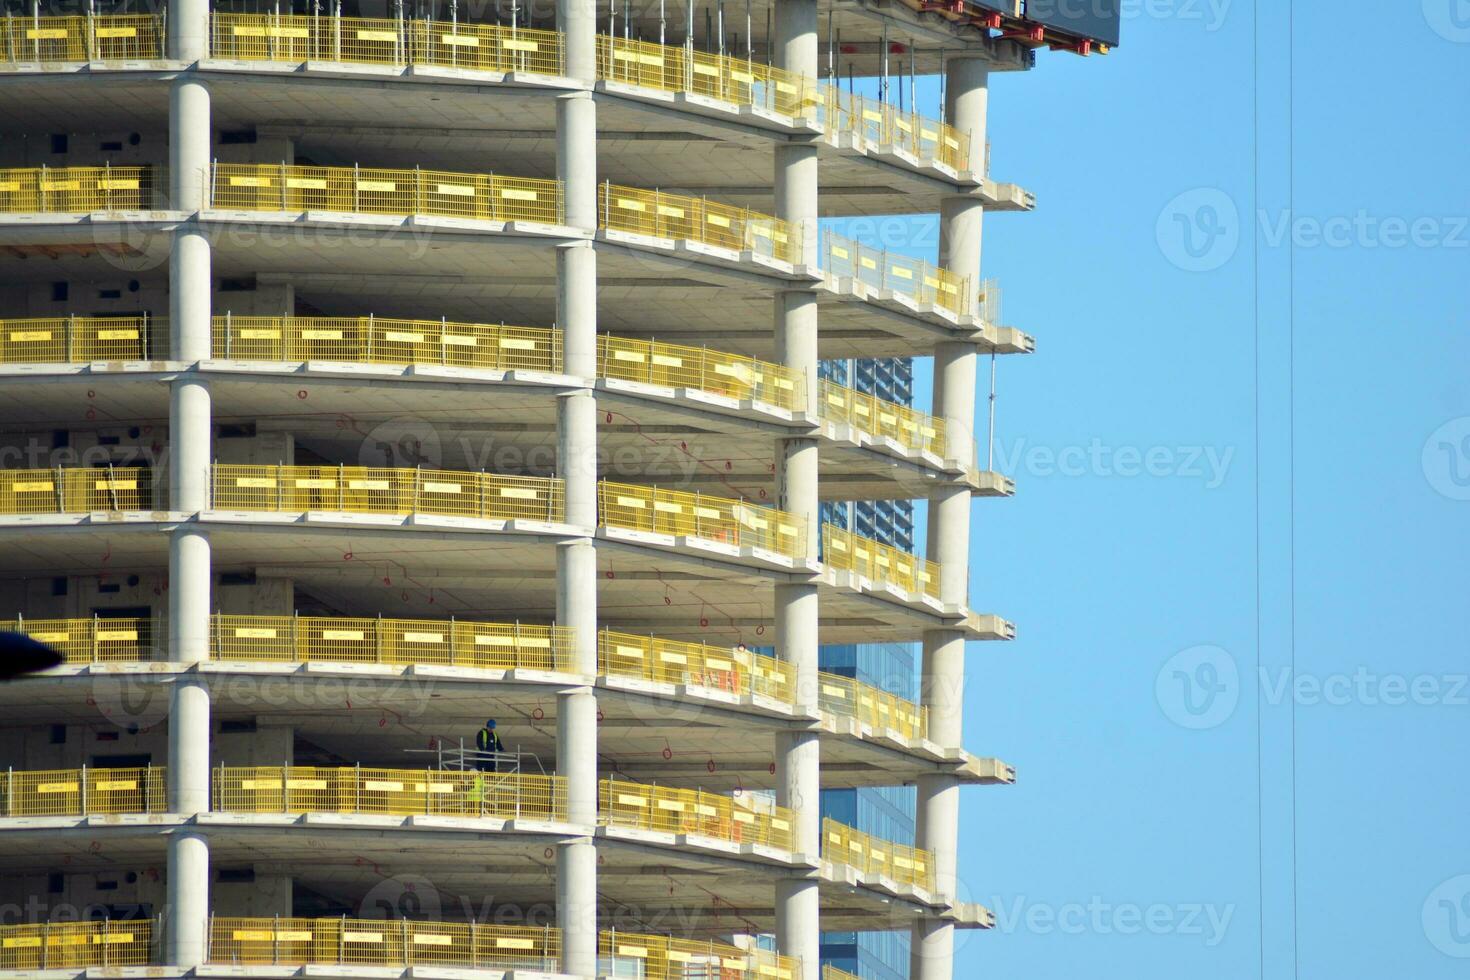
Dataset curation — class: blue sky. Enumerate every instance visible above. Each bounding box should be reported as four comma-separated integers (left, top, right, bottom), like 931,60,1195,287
833,2,1469,977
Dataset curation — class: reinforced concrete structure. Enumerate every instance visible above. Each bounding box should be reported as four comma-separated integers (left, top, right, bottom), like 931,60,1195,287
0,2,1111,978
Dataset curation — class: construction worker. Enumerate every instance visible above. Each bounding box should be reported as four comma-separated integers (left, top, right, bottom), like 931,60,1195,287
475,719,504,772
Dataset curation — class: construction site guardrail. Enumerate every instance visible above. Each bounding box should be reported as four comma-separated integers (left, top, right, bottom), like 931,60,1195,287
820,229,972,319
822,817,934,893
1,766,165,817
0,166,157,212
599,181,799,263
601,775,794,850
0,13,162,64
822,524,941,603
211,163,564,224
823,966,863,980
0,919,154,970
213,315,562,371
207,917,797,980
599,480,807,559
210,464,565,522
0,615,161,664
212,615,574,672
0,466,155,513
212,765,568,821
3,12,969,174
819,378,946,458
0,315,165,361
0,615,929,740
205,12,968,172
597,333,804,411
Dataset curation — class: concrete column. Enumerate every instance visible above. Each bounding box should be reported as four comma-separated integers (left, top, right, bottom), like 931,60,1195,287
556,2,598,974
772,4,821,978
167,16,214,968
165,830,209,967
913,56,991,980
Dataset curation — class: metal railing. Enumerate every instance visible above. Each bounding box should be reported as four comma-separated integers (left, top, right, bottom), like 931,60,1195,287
820,230,972,319
823,817,934,892
0,315,165,362
212,765,567,821
819,379,946,458
213,315,561,371
0,615,160,664
211,163,564,224
600,776,793,851
0,466,156,513
1,766,166,817
210,13,564,74
0,166,157,213
600,930,796,980
598,630,796,702
207,917,795,980
0,919,154,970
822,524,940,602
599,333,804,411
599,481,807,560
202,13,967,173
818,674,928,741
823,965,863,980
210,464,565,522
0,13,162,64
600,181,799,263
208,917,560,970
212,614,573,672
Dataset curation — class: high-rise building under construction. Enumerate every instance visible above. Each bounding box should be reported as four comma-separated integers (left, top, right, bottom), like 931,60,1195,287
0,3,1114,978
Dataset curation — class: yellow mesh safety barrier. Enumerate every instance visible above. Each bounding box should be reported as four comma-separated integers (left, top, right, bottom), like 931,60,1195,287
0,14,163,64
977,276,1002,326
210,13,564,75
598,630,795,702
823,817,935,892
212,315,562,371
598,334,804,412
820,230,972,319
0,166,156,213
599,930,798,980
0,315,165,362
0,767,166,817
0,467,154,513
211,614,572,672
211,163,563,225
817,673,928,742
824,965,863,980
599,182,799,264
212,766,567,821
599,776,794,851
0,919,154,969
818,379,947,458
830,89,970,172
201,14,964,173
823,524,940,602
599,34,819,119
599,481,807,559
208,917,560,969
0,616,158,664
210,464,565,522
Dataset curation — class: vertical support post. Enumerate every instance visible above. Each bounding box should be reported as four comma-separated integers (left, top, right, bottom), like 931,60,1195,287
771,4,820,979
556,1,598,976
912,53,991,980
167,0,212,968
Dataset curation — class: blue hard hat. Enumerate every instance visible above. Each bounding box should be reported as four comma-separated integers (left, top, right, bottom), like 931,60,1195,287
485,719,497,729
